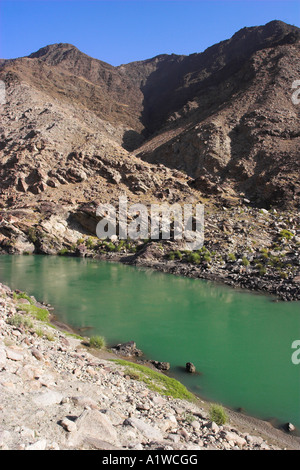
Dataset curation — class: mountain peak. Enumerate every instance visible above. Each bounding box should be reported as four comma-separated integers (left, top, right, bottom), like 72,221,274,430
28,43,79,59
230,19,300,47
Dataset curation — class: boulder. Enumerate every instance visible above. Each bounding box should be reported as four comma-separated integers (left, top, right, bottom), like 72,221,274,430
150,360,171,371
185,362,196,373
111,341,143,357
66,167,87,183
68,410,121,448
124,417,164,442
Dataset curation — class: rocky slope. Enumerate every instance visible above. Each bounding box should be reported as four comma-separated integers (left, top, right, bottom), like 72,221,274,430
135,20,300,209
1,282,299,451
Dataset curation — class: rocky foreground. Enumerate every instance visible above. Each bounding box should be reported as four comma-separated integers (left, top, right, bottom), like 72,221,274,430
0,282,299,451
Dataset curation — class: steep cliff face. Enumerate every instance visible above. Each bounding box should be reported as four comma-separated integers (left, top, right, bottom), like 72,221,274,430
0,20,299,209
135,21,300,208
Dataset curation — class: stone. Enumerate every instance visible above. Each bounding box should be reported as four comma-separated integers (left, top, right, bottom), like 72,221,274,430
246,434,264,446
17,298,31,305
111,341,143,357
82,438,121,450
71,396,99,410
101,409,125,426
285,423,296,433
0,348,6,367
68,410,120,448
32,390,64,407
151,395,166,406
208,421,220,433
20,427,35,439
66,168,87,183
222,431,247,447
167,433,181,444
191,420,201,431
31,348,44,361
6,348,23,362
0,430,11,447
125,417,164,442
61,418,77,433
25,439,47,450
150,361,171,371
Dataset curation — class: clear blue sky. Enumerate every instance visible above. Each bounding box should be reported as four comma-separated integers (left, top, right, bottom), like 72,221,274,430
1,0,299,65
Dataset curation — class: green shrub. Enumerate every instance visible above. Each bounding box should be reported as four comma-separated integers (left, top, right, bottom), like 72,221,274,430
242,257,250,267
86,237,97,249
174,250,183,260
209,404,228,426
89,335,106,350
203,253,212,263
279,229,293,241
279,271,288,279
228,253,236,262
187,252,201,264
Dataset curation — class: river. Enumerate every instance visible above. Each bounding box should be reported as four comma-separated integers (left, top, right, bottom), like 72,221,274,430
0,254,299,429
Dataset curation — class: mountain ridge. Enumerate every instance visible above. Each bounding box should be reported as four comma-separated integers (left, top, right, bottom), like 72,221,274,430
0,19,299,209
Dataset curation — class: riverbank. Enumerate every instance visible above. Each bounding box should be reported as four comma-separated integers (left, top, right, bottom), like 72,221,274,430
0,281,299,451
1,202,300,303
91,248,300,302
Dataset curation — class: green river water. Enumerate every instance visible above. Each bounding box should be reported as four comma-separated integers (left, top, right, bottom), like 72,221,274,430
0,255,299,429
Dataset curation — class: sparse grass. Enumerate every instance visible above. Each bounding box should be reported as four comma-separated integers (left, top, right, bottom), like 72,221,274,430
65,332,84,340
35,327,45,337
45,332,55,342
16,304,49,322
112,359,195,401
278,229,294,242
209,404,228,426
13,292,34,305
7,314,33,329
183,412,196,424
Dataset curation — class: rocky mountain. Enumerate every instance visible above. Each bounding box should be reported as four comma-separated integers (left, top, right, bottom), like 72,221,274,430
135,20,300,208
0,19,299,211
